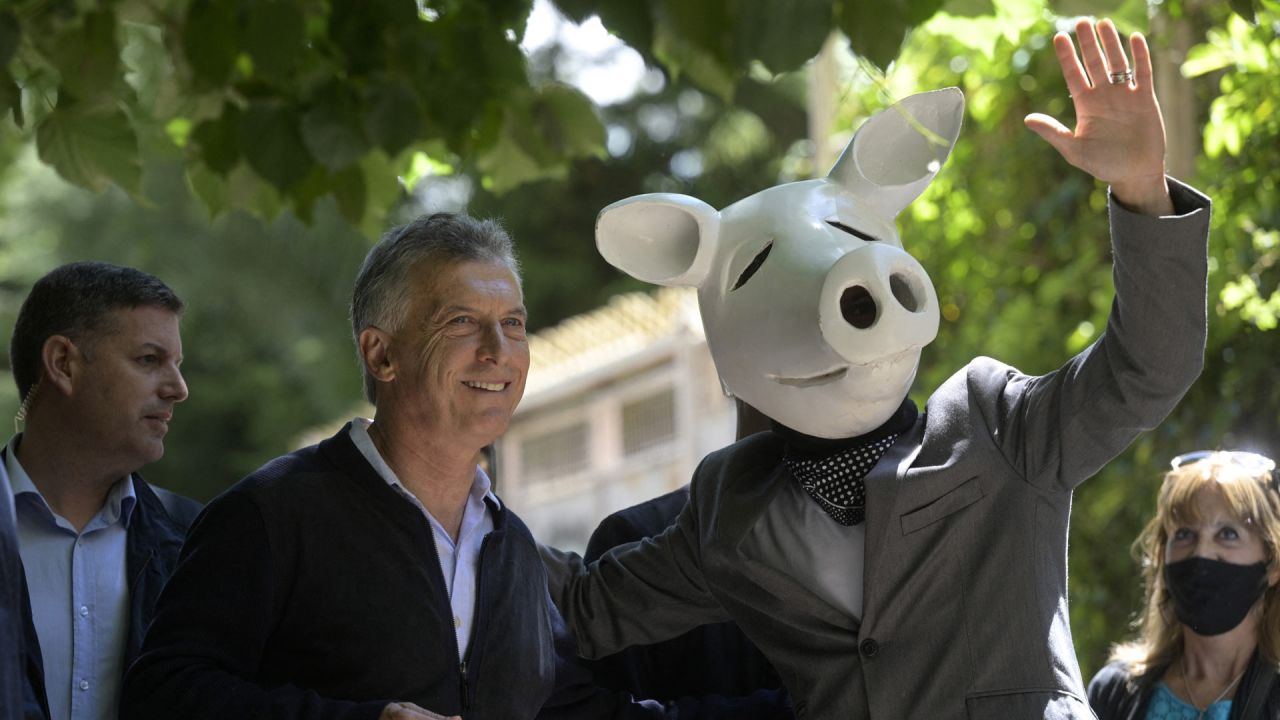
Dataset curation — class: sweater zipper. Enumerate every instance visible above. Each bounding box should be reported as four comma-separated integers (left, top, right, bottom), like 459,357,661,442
460,533,491,712
425,520,469,715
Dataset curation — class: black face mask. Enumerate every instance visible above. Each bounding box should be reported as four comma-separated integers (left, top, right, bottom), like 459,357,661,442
1164,556,1269,636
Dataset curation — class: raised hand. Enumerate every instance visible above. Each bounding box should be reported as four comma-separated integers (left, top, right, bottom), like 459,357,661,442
1025,18,1174,215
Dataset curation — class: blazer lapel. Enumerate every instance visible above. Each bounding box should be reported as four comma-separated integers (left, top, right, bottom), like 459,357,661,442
861,414,926,628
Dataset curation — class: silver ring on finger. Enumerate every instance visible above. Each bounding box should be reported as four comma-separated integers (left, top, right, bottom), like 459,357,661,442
1108,69,1133,85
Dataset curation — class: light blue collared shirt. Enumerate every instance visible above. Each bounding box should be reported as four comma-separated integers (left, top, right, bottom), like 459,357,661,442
348,419,497,660
6,435,135,720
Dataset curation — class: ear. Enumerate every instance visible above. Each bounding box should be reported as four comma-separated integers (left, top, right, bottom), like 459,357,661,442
596,193,721,288
828,87,965,219
357,327,397,384
41,335,79,397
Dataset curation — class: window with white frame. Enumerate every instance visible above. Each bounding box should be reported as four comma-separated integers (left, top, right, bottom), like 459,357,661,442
621,387,675,456
521,422,590,483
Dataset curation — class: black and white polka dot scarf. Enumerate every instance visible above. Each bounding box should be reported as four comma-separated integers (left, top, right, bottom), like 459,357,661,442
785,434,898,526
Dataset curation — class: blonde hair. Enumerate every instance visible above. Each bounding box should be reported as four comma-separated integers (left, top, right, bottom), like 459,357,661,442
1111,452,1280,682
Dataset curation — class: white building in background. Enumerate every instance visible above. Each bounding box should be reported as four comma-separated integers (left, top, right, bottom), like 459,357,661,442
497,287,736,553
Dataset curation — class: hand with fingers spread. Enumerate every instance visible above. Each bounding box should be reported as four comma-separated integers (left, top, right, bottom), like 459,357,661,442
1025,17,1174,216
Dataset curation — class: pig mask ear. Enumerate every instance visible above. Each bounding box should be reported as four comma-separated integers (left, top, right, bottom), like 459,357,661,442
596,194,721,288
828,87,965,219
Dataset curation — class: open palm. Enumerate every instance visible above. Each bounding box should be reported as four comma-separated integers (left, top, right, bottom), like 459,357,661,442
1025,18,1171,213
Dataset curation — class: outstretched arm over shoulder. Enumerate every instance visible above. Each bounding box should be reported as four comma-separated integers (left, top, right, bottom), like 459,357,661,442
540,487,728,660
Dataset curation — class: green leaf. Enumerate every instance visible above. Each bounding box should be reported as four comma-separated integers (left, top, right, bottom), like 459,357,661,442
940,0,997,17
192,104,242,174
186,161,228,217
330,0,417,75
121,22,175,113
838,0,909,69
360,149,401,238
0,10,18,67
330,164,367,226
183,0,239,87
45,9,120,107
245,1,305,82
239,100,313,190
0,70,21,128
1181,42,1235,78
36,101,142,195
653,16,737,101
559,0,655,55
362,75,424,155
1229,0,1259,22
527,84,605,160
301,82,370,171
732,0,832,73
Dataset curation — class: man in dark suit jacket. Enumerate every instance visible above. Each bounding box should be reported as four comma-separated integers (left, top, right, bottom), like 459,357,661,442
5,261,199,720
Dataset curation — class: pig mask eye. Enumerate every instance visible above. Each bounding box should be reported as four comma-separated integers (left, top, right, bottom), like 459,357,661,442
827,220,881,243
731,241,773,291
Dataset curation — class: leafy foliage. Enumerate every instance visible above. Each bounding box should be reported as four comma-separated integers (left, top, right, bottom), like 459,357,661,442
1,0,959,236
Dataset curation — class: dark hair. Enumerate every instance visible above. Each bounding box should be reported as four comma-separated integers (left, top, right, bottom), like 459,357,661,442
350,213,519,404
9,261,184,399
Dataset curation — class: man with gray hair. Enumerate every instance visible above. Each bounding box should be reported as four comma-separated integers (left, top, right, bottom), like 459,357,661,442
123,213,671,720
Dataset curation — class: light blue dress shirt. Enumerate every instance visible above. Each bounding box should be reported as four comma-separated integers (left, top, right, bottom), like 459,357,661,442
349,419,496,660
6,435,135,720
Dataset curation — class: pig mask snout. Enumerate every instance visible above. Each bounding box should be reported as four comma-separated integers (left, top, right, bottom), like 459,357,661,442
820,243,940,365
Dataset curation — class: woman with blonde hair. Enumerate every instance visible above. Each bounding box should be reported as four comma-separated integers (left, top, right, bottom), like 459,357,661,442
1089,450,1280,719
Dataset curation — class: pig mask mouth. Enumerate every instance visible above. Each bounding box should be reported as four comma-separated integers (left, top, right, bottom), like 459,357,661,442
768,366,848,387
765,347,921,388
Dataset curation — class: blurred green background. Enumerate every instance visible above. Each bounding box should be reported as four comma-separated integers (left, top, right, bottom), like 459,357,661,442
1,0,1277,683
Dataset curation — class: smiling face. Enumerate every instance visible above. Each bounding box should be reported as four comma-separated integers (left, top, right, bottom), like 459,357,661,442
383,259,529,446
71,305,188,474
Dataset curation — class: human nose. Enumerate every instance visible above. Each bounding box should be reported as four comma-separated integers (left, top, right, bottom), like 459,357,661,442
163,363,189,403
477,322,510,364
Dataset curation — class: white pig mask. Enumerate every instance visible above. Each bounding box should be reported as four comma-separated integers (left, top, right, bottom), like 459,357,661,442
596,88,964,439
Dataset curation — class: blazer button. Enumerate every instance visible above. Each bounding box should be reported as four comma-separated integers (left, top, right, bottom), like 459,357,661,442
860,638,880,658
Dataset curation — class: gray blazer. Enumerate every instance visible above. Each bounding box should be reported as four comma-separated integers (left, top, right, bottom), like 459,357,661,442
543,180,1212,719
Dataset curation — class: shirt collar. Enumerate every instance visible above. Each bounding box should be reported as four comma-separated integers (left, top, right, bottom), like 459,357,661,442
347,418,501,511
5,433,138,530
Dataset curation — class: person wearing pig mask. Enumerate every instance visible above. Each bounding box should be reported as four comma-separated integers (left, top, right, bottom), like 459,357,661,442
542,18,1211,719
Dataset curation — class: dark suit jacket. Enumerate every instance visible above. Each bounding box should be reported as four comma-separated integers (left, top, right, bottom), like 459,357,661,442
585,488,787,705
545,180,1212,719
3,445,200,717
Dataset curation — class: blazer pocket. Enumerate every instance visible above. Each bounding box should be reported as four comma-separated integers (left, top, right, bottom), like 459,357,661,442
899,475,983,535
964,688,1090,718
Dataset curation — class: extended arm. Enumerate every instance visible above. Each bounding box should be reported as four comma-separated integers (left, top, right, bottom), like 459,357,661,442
541,485,729,660
996,19,1210,489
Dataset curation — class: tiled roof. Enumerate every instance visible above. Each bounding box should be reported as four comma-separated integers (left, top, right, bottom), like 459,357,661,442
525,287,703,397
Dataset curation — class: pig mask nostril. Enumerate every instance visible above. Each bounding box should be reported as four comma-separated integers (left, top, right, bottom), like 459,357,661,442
890,273,919,312
840,286,878,329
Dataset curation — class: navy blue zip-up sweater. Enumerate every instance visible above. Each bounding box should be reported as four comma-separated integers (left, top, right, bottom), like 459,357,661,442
122,424,660,720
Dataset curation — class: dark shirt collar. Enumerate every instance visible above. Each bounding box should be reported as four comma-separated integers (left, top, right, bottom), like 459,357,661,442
772,397,919,460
